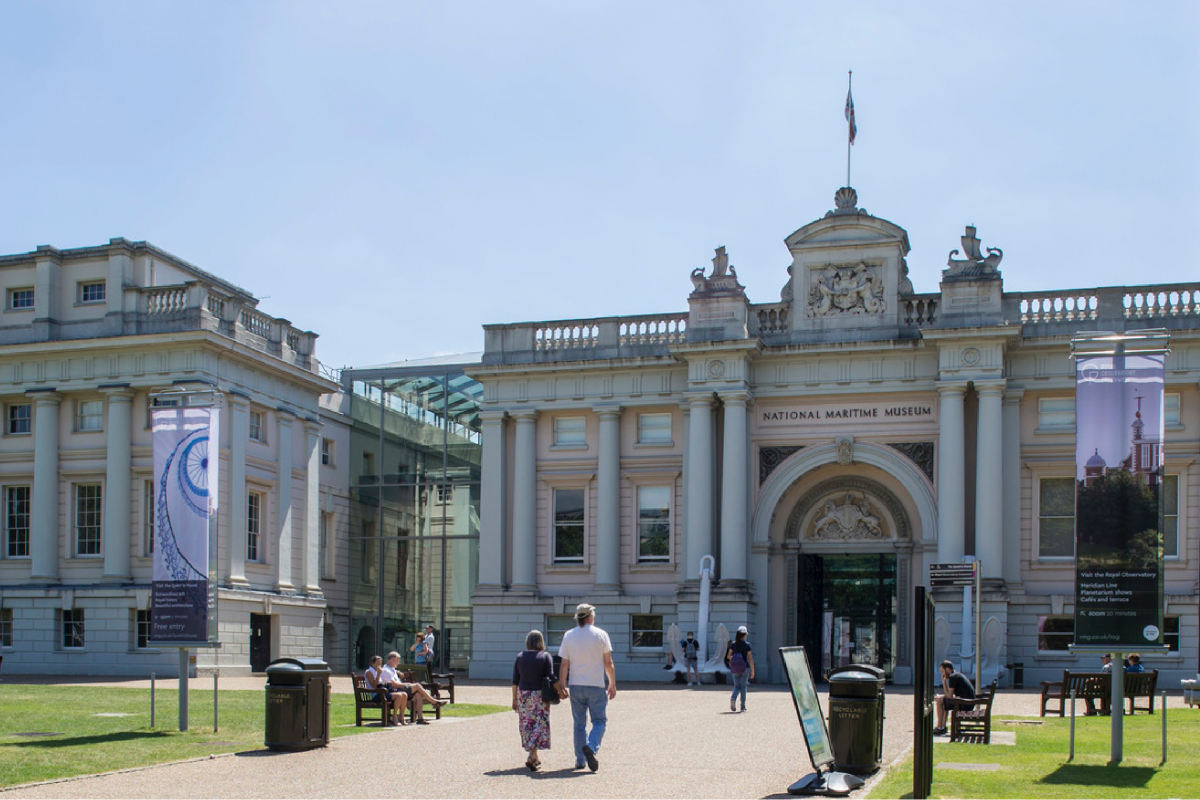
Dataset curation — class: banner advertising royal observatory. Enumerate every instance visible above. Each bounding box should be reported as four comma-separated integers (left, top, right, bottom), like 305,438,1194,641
150,404,219,644
1074,353,1165,649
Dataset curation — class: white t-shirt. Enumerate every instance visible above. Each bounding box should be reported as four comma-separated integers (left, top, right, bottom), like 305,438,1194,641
558,623,613,688
424,632,436,654
379,663,402,686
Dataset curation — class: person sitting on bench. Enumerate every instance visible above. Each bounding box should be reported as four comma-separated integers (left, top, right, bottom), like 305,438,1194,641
381,651,447,724
1084,654,1112,716
933,659,975,735
366,654,408,725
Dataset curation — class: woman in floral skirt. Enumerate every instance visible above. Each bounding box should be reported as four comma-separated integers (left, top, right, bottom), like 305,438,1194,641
512,629,557,771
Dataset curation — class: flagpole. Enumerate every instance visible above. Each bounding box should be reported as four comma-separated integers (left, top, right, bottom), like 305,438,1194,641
846,70,853,188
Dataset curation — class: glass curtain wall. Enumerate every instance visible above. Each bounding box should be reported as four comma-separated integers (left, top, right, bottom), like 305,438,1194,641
345,364,481,673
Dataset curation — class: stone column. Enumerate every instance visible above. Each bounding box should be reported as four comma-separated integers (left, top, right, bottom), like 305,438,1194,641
937,382,967,563
477,411,507,589
275,410,295,593
719,391,749,582
227,394,249,586
679,401,691,583
29,390,62,581
594,405,622,591
1001,389,1024,583
100,386,134,580
975,381,1005,578
303,419,323,596
510,410,538,592
685,393,714,578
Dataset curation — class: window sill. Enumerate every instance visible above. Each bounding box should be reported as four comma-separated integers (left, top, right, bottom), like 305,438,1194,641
550,444,589,452
3,431,31,437
1034,425,1074,435
634,441,674,449
546,563,589,573
629,562,673,572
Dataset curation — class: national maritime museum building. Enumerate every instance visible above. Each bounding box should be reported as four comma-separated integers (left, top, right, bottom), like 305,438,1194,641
464,186,1200,688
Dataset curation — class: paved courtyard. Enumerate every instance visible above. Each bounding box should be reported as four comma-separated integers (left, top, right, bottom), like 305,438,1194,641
3,676,1050,799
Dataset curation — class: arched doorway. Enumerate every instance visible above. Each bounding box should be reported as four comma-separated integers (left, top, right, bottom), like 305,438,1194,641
786,476,912,681
751,440,936,686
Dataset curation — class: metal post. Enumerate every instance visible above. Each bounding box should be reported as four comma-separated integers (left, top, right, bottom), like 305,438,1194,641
1110,652,1124,763
214,668,219,733
1160,691,1166,765
178,647,189,732
1068,689,1076,761
974,562,981,693
150,672,156,728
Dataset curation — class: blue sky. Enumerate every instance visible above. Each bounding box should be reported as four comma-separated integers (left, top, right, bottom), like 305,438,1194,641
1,1,1197,371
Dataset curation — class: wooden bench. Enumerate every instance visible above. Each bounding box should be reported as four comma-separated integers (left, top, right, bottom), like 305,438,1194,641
397,666,444,722
1040,670,1158,717
950,679,998,744
403,663,456,704
352,671,395,727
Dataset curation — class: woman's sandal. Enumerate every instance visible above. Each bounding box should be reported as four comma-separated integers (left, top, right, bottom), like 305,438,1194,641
526,756,539,772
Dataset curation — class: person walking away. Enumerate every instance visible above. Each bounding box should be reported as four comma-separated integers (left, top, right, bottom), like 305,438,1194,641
933,659,975,735
682,631,702,686
423,625,437,666
556,603,616,772
512,630,556,771
724,626,755,711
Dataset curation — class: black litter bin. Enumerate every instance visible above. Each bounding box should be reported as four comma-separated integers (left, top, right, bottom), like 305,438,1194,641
265,657,331,751
827,664,885,774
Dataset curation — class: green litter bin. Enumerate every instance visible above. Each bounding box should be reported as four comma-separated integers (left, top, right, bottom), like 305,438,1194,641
827,664,885,774
265,657,331,751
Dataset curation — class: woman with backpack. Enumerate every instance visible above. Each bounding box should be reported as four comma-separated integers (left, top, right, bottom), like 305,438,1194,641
724,625,755,712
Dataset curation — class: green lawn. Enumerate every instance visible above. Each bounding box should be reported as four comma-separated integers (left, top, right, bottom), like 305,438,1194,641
0,685,506,788
868,713,1200,799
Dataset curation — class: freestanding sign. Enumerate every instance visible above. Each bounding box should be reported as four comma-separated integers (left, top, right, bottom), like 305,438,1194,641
1073,350,1165,650
780,646,862,796
150,402,219,645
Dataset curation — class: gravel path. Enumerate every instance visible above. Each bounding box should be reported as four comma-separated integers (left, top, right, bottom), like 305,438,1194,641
2,676,1052,799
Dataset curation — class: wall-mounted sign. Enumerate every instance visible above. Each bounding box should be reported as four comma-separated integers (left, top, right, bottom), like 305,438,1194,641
760,401,936,426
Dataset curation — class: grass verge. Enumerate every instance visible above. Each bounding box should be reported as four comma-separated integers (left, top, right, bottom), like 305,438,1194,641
868,712,1199,799
0,685,507,788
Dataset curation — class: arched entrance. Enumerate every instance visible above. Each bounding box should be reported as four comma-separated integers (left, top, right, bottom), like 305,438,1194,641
750,441,937,686
785,476,913,681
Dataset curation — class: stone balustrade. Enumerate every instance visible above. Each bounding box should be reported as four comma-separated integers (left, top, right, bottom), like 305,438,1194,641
483,281,1200,365
1008,283,1200,329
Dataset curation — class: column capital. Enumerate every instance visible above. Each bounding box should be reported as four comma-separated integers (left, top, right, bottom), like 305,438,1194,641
227,391,251,409
511,408,539,423
974,379,1007,395
937,380,969,397
1002,387,1025,405
25,388,62,404
478,409,508,424
303,418,323,436
275,406,297,421
593,403,623,420
719,389,753,406
98,385,135,401
683,391,714,409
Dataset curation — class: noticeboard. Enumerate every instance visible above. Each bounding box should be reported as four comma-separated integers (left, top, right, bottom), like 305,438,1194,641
929,562,976,588
779,646,835,770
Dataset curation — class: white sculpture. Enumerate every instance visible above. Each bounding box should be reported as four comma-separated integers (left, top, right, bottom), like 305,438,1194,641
933,616,952,678
979,616,1007,687
665,623,686,667
702,623,731,674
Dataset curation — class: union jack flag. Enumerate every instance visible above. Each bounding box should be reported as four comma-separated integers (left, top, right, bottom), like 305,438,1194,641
845,88,857,145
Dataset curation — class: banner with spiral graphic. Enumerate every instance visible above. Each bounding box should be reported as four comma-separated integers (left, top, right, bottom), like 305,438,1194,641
150,405,219,644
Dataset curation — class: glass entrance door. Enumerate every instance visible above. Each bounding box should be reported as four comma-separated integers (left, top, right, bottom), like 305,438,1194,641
801,553,897,680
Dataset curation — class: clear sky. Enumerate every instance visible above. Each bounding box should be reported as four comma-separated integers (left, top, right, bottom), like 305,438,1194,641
2,1,1197,371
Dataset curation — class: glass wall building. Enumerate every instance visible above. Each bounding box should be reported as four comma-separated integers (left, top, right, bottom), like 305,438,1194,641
342,356,482,672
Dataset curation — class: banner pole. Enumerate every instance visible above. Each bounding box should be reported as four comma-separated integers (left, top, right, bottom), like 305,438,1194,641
178,647,189,732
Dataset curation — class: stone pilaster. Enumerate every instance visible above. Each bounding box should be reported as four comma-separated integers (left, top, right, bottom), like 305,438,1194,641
275,410,295,593
227,394,249,587
594,404,622,591
975,381,1005,578
100,386,134,580
510,409,539,592
719,390,750,582
1002,389,1024,583
28,390,62,580
685,393,714,578
937,382,967,563
303,419,323,596
477,411,507,590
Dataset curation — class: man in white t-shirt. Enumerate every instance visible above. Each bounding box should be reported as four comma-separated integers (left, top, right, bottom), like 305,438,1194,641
556,603,616,772
423,625,436,665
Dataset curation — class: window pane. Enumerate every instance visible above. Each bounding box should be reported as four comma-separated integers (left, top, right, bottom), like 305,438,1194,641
1040,518,1075,558
6,485,31,557
75,485,102,556
1164,393,1180,426
1038,398,1075,428
1040,478,1075,517
7,404,31,434
638,486,670,561
638,413,672,443
1037,615,1073,651
545,614,574,648
554,417,586,446
631,614,663,648
554,488,585,561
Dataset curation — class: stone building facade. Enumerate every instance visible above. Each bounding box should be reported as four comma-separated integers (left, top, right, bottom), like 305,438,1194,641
0,239,351,676
467,188,1200,687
